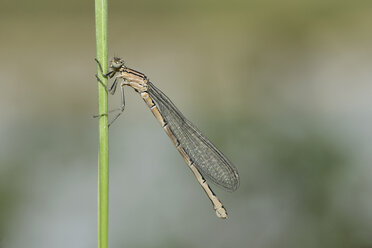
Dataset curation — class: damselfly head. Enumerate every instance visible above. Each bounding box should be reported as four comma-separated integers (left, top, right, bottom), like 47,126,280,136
110,57,125,71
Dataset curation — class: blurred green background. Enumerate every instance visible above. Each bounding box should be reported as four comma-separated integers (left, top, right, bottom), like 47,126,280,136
1,0,372,247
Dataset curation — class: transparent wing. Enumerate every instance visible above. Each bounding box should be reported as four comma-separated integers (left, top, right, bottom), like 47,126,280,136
147,82,240,191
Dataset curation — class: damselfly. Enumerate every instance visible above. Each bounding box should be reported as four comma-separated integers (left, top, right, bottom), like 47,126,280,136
96,57,239,219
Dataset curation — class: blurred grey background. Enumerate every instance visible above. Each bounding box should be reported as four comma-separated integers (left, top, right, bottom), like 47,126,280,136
1,0,372,247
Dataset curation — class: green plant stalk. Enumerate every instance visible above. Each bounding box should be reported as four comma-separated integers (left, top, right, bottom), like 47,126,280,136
95,0,109,248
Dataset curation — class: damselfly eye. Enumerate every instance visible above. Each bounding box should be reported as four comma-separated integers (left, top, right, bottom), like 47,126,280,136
111,57,125,70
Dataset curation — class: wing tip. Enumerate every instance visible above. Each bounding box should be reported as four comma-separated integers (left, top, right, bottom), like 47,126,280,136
229,172,240,192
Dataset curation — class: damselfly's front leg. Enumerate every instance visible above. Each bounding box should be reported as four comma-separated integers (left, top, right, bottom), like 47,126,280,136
95,58,119,95
95,58,115,78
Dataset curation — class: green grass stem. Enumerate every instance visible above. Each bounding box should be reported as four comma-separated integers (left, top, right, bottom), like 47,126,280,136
95,0,109,247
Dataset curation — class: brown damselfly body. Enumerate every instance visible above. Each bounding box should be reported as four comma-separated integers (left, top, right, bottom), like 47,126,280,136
96,57,239,219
